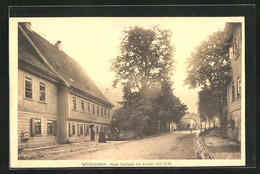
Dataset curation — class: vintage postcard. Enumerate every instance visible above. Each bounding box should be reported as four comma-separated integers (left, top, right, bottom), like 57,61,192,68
10,16,245,168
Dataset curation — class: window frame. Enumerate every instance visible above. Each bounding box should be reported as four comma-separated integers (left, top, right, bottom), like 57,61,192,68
72,96,77,110
97,106,100,116
71,123,76,136
24,75,33,100
233,28,241,60
108,110,110,119
231,81,236,102
104,108,107,118
34,118,42,136
87,102,90,114
101,107,103,117
92,104,95,115
47,120,53,135
80,124,84,136
81,100,85,111
237,77,241,98
39,81,47,103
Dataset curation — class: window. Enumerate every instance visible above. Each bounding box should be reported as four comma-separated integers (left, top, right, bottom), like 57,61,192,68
96,125,99,134
237,77,241,98
35,118,41,135
101,107,103,117
80,125,84,135
232,82,235,102
104,108,107,118
39,82,46,102
86,125,89,135
233,31,240,59
72,124,76,135
72,97,77,110
108,110,110,119
25,76,32,99
97,106,100,116
87,102,90,113
92,104,95,115
47,120,53,135
81,100,84,111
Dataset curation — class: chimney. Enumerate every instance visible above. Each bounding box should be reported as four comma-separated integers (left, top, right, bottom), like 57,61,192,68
55,41,62,51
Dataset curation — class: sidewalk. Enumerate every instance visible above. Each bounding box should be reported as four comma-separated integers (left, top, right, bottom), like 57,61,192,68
18,140,127,160
199,128,241,159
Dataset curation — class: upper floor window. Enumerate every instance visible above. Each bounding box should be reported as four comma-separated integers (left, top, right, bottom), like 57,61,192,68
39,82,46,102
25,76,32,99
237,77,241,98
81,100,84,111
233,29,241,59
72,97,77,110
231,82,235,102
104,108,107,118
101,107,103,116
92,104,95,115
97,106,100,116
108,110,110,119
87,102,90,113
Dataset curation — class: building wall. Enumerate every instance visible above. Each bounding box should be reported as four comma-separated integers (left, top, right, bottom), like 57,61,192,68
18,69,59,149
67,93,112,142
227,24,242,142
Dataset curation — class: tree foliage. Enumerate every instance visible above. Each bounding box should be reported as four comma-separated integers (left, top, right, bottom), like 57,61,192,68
112,25,175,91
112,26,187,133
185,31,231,128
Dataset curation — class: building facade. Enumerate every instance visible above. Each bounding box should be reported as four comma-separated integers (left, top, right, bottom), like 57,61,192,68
225,23,242,142
18,22,114,149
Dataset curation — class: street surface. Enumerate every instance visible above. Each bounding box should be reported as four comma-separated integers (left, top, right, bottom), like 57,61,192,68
60,132,196,160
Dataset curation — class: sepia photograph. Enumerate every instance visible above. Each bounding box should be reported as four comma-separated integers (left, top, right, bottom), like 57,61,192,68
9,15,246,167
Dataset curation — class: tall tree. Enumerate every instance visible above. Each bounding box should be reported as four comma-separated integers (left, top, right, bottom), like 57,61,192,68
112,25,175,91
185,31,231,132
112,25,187,136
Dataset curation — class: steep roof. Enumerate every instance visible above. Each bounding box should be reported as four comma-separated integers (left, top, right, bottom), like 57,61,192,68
18,22,114,107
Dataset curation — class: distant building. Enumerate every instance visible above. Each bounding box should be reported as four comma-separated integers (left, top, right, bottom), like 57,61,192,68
18,22,114,149
224,23,242,142
179,113,200,130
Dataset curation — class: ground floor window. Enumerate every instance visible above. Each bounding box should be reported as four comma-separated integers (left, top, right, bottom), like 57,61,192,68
96,125,99,134
35,118,41,135
80,125,84,135
72,124,76,135
47,120,53,135
87,125,89,135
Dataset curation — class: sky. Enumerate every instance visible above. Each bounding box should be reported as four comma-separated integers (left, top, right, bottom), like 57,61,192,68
14,17,242,113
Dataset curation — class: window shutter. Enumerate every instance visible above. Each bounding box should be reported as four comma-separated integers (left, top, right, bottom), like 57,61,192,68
77,124,80,136
31,118,35,136
69,123,71,136
53,120,57,136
